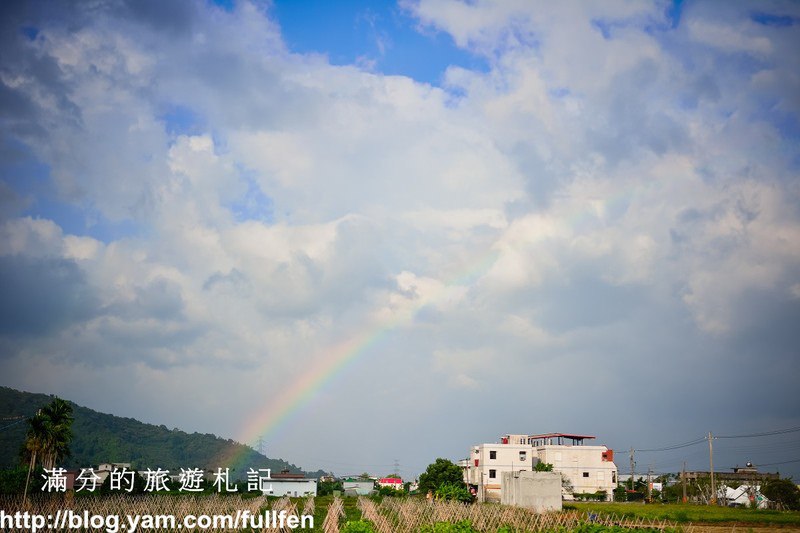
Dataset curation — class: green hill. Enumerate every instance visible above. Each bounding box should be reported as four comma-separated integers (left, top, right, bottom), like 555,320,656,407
0,386,324,479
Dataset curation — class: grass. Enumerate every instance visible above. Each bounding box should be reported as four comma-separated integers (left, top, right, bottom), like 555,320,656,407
306,496,800,531
308,494,364,531
567,501,800,526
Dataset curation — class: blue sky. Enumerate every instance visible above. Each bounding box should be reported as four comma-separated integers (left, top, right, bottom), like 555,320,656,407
0,0,799,482
271,0,488,83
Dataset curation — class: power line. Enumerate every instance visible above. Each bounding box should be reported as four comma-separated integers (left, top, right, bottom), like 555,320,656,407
635,424,800,453
636,437,706,453
754,459,800,467
0,418,27,431
716,426,800,439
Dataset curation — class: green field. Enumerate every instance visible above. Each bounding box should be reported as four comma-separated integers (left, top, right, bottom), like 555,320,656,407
308,497,800,531
568,501,800,526
311,494,363,529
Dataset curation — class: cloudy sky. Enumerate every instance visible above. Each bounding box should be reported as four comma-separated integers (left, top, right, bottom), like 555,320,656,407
1,0,799,480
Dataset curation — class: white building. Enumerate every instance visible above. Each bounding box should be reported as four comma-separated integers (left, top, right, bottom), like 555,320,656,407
465,433,618,502
261,472,317,497
343,479,375,496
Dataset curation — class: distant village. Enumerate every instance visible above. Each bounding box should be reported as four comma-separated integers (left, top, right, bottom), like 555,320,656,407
53,431,785,511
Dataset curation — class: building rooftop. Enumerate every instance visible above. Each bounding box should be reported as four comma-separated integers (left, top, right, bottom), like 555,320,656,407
272,472,307,480
526,433,596,440
502,433,598,446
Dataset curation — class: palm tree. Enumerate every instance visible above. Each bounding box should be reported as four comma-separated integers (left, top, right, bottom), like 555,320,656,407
23,412,48,504
23,398,74,503
39,398,74,470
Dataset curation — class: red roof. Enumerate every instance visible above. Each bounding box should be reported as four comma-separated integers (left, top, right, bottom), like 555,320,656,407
379,477,403,484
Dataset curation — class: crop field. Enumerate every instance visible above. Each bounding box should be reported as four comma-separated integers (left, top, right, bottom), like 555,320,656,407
3,494,800,532
568,501,800,528
0,494,679,532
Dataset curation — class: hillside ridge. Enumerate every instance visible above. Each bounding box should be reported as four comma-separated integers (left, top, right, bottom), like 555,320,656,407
0,386,325,479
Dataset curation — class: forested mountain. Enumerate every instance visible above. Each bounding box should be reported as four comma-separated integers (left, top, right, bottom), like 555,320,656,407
0,387,324,479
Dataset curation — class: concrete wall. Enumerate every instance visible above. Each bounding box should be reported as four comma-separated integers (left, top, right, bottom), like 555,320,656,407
500,472,562,513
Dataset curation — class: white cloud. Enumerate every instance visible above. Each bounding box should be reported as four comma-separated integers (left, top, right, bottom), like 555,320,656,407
1,0,799,478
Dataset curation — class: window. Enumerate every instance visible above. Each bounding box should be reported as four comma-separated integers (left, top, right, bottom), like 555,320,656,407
489,469,496,479
583,472,589,478
612,472,617,484
519,451,527,461
489,450,497,460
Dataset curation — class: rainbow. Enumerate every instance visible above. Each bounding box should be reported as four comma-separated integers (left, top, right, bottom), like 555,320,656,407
217,184,645,472
213,248,500,472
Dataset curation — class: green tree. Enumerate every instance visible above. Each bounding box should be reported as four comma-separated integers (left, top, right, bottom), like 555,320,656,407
23,412,48,503
418,458,465,495
534,461,553,472
318,479,343,496
22,398,74,503
434,482,473,503
39,398,74,470
762,477,800,510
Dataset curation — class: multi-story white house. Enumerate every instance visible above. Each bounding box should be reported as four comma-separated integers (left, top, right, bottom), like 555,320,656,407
464,433,617,502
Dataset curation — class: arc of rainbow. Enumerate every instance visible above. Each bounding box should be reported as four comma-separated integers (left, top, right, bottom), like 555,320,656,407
219,184,645,470
215,249,500,470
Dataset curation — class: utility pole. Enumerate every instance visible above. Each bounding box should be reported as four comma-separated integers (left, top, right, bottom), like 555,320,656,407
629,448,635,491
681,461,687,503
647,466,652,503
708,431,716,505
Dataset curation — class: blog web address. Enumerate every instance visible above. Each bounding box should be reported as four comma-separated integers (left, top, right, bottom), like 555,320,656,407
0,508,314,532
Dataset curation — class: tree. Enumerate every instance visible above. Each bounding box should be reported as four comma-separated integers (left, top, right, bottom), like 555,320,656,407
418,458,465,495
22,413,48,503
39,398,74,470
762,477,800,510
22,398,74,503
434,482,473,503
534,462,553,472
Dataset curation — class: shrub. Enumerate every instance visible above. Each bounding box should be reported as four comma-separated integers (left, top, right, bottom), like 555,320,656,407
0,466,45,494
419,520,480,533
378,485,406,497
762,477,800,510
340,519,376,532
434,482,474,503
573,490,608,502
